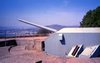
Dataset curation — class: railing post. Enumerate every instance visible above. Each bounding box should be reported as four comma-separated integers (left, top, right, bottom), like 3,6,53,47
5,30,6,46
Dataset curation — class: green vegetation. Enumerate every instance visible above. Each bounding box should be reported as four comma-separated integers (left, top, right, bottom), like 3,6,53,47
80,6,100,27
37,29,51,34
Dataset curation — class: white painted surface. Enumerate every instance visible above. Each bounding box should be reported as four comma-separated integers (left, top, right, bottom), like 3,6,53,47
58,34,63,40
57,28,100,33
79,45,100,58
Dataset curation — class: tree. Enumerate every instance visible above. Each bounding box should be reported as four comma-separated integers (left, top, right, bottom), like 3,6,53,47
37,29,51,34
80,6,100,27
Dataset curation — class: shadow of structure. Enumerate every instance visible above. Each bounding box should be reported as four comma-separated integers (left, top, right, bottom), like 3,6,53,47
36,60,42,63
0,40,17,47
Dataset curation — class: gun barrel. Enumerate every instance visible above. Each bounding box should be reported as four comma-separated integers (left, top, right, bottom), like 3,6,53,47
19,19,57,32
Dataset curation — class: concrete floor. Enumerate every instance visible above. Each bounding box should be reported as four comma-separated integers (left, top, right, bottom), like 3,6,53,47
0,46,100,63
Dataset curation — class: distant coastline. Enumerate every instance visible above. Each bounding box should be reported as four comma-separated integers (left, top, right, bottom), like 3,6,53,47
0,25,79,37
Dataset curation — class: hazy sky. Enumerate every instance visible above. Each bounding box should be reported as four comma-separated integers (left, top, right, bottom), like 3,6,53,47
0,0,100,28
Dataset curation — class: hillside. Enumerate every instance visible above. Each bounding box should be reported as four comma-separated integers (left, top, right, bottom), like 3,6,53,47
46,24,79,30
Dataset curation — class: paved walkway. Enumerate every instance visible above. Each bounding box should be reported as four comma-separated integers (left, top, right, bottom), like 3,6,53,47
0,46,100,63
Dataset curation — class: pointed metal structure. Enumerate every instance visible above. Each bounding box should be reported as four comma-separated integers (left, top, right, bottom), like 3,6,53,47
19,19,57,32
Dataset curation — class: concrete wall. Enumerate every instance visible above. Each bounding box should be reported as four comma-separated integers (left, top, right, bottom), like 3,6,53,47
16,39,44,51
16,39,34,50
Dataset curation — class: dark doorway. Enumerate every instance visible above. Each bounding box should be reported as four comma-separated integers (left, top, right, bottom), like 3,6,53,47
42,41,45,51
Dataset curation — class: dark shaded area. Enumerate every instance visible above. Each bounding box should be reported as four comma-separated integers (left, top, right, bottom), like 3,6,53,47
8,46,14,52
0,40,17,47
76,46,84,57
60,35,66,45
72,45,79,56
36,60,42,63
42,41,45,51
98,55,100,57
91,46,100,58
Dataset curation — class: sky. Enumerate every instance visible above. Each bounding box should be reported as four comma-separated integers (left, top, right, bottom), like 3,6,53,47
0,0,100,28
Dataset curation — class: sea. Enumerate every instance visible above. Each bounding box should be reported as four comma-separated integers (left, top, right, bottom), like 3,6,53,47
0,29,37,37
